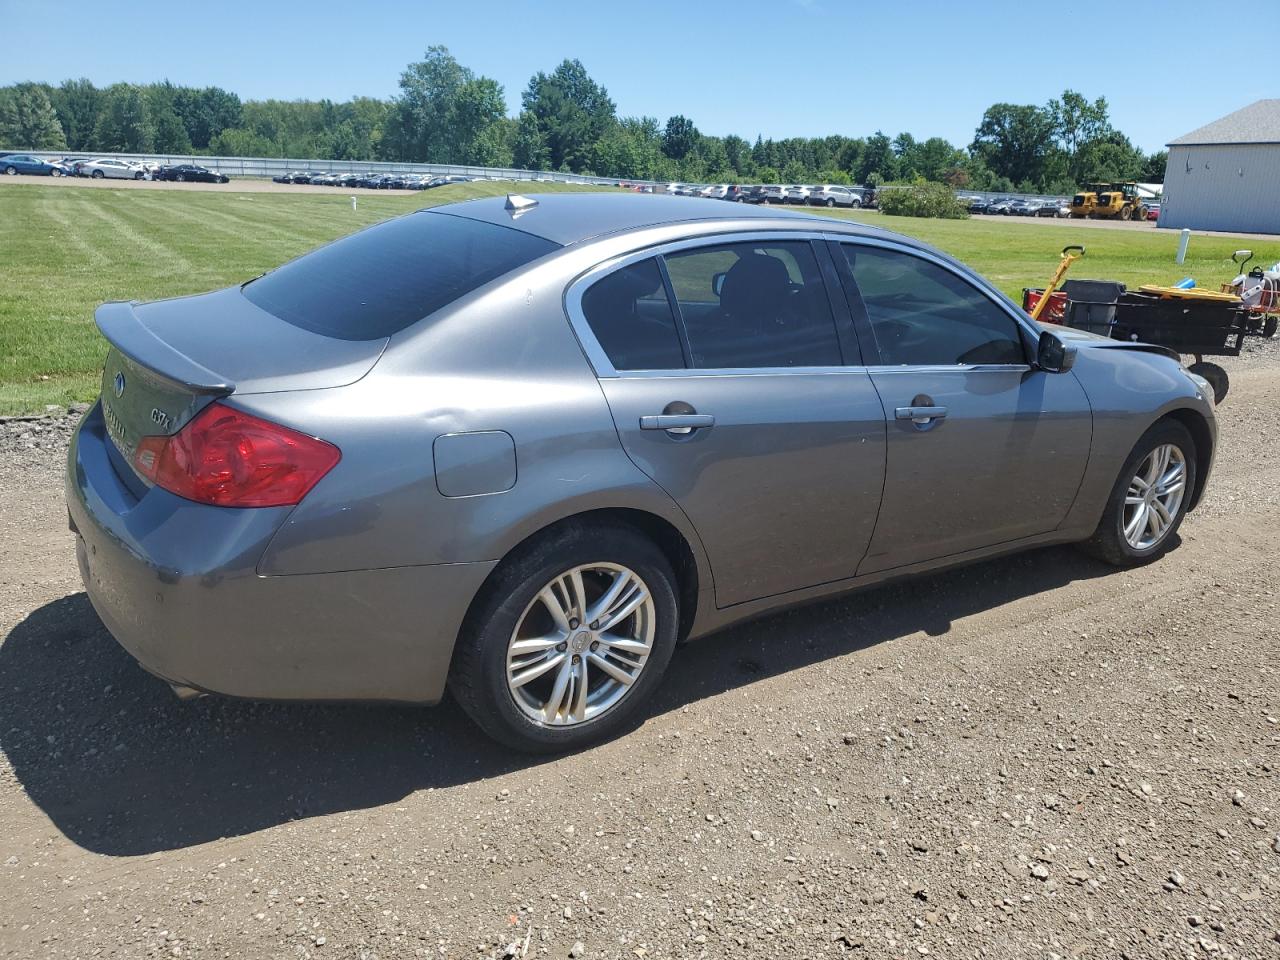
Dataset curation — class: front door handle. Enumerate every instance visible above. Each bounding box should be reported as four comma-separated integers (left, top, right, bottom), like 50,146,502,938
895,405,948,425
639,414,715,435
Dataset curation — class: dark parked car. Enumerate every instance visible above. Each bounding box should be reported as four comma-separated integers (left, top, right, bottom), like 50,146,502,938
273,171,309,184
1035,200,1069,218
155,164,229,184
986,197,1017,215
1,153,70,177
68,193,1217,752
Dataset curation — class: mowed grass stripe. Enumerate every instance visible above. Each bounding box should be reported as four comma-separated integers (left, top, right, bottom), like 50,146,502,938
70,191,199,276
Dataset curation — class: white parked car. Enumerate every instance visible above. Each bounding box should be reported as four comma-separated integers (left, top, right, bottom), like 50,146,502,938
80,158,145,180
807,185,863,209
785,184,814,204
704,184,731,200
760,185,788,204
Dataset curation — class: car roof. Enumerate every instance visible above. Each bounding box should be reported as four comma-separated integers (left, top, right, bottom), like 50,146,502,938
428,191,878,246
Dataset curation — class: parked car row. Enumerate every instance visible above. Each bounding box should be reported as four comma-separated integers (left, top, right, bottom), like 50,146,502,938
271,171,482,190
0,153,230,182
965,195,1070,217
662,182,875,208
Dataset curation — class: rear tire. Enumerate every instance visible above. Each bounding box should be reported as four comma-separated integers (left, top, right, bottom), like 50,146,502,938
1264,316,1278,339
3,166,15,175
449,522,680,753
91,170,104,179
1077,419,1196,567
826,198,835,207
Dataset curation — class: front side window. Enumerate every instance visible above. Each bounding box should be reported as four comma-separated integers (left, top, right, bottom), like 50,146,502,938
662,241,842,368
838,244,1025,366
579,258,685,371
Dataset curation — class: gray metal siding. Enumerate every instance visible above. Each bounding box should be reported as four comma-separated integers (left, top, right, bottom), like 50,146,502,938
1161,143,1280,234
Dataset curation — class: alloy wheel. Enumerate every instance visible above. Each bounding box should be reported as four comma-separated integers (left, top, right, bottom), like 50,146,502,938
506,563,656,727
1122,444,1186,550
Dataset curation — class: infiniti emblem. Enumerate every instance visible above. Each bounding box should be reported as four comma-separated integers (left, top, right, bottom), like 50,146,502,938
113,371,126,398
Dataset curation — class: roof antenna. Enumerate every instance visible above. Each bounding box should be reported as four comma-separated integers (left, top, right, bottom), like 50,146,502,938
505,194,539,217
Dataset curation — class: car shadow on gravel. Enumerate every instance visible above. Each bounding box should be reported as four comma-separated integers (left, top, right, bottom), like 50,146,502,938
0,544,1115,856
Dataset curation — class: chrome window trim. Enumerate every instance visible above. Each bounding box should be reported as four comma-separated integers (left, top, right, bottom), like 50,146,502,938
864,363,1032,375
564,230,847,379
819,232,1046,353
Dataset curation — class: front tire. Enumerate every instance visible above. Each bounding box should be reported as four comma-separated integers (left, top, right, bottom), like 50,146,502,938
449,522,680,753
1078,419,1196,567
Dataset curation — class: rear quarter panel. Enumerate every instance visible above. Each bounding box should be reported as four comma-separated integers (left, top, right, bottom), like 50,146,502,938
251,242,712,588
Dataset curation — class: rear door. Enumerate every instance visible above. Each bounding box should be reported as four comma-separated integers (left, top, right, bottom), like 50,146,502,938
830,239,1093,574
569,235,887,608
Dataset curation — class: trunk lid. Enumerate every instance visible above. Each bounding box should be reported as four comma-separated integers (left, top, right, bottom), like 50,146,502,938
96,288,385,475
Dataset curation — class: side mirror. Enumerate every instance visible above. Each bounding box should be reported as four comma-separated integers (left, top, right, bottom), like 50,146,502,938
1037,330,1076,373
712,272,726,297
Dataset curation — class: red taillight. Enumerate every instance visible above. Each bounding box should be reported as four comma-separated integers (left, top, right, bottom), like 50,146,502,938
133,402,340,508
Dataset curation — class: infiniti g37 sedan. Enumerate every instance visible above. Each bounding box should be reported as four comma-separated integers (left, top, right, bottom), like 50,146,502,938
67,193,1217,751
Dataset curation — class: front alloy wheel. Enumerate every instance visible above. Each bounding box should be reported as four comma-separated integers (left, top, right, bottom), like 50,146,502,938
1079,419,1196,567
1122,444,1186,550
506,563,656,726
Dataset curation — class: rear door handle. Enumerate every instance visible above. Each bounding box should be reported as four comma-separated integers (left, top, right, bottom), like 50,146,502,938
895,405,948,424
639,414,715,435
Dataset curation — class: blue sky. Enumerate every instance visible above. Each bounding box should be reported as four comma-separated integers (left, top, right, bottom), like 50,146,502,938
1,0,1267,153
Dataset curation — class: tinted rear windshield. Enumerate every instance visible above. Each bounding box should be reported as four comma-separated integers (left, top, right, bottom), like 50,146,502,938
243,212,560,340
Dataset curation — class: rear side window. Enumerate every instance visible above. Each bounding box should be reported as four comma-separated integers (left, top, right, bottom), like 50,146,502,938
663,241,843,368
838,244,1025,366
244,212,559,340
580,258,685,371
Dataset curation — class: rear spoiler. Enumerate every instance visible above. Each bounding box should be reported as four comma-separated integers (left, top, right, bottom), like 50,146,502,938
95,301,235,395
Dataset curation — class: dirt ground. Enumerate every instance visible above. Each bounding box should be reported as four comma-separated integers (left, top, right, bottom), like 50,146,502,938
1,339,1278,960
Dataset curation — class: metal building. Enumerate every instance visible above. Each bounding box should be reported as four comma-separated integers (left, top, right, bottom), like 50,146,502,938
1160,99,1280,235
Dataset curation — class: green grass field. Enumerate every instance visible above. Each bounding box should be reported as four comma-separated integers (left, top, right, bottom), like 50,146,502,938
2,181,1278,415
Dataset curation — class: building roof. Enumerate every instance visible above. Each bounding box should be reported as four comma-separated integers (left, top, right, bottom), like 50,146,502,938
1168,99,1280,146
430,192,839,246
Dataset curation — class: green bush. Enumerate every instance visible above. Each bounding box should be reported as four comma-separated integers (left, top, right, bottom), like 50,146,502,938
878,179,969,219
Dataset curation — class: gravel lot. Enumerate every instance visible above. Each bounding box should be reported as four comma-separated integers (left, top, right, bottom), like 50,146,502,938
1,341,1278,960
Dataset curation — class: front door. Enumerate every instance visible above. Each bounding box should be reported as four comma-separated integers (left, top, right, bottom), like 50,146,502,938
570,240,887,607
831,240,1093,574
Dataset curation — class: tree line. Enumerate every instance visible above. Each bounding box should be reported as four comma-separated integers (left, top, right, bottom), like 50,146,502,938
0,47,1166,192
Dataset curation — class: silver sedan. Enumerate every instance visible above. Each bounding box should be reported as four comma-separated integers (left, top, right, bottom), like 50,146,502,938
67,193,1216,751
78,158,145,180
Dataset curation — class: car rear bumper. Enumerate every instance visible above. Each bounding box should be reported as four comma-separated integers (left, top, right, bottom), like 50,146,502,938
66,403,495,704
